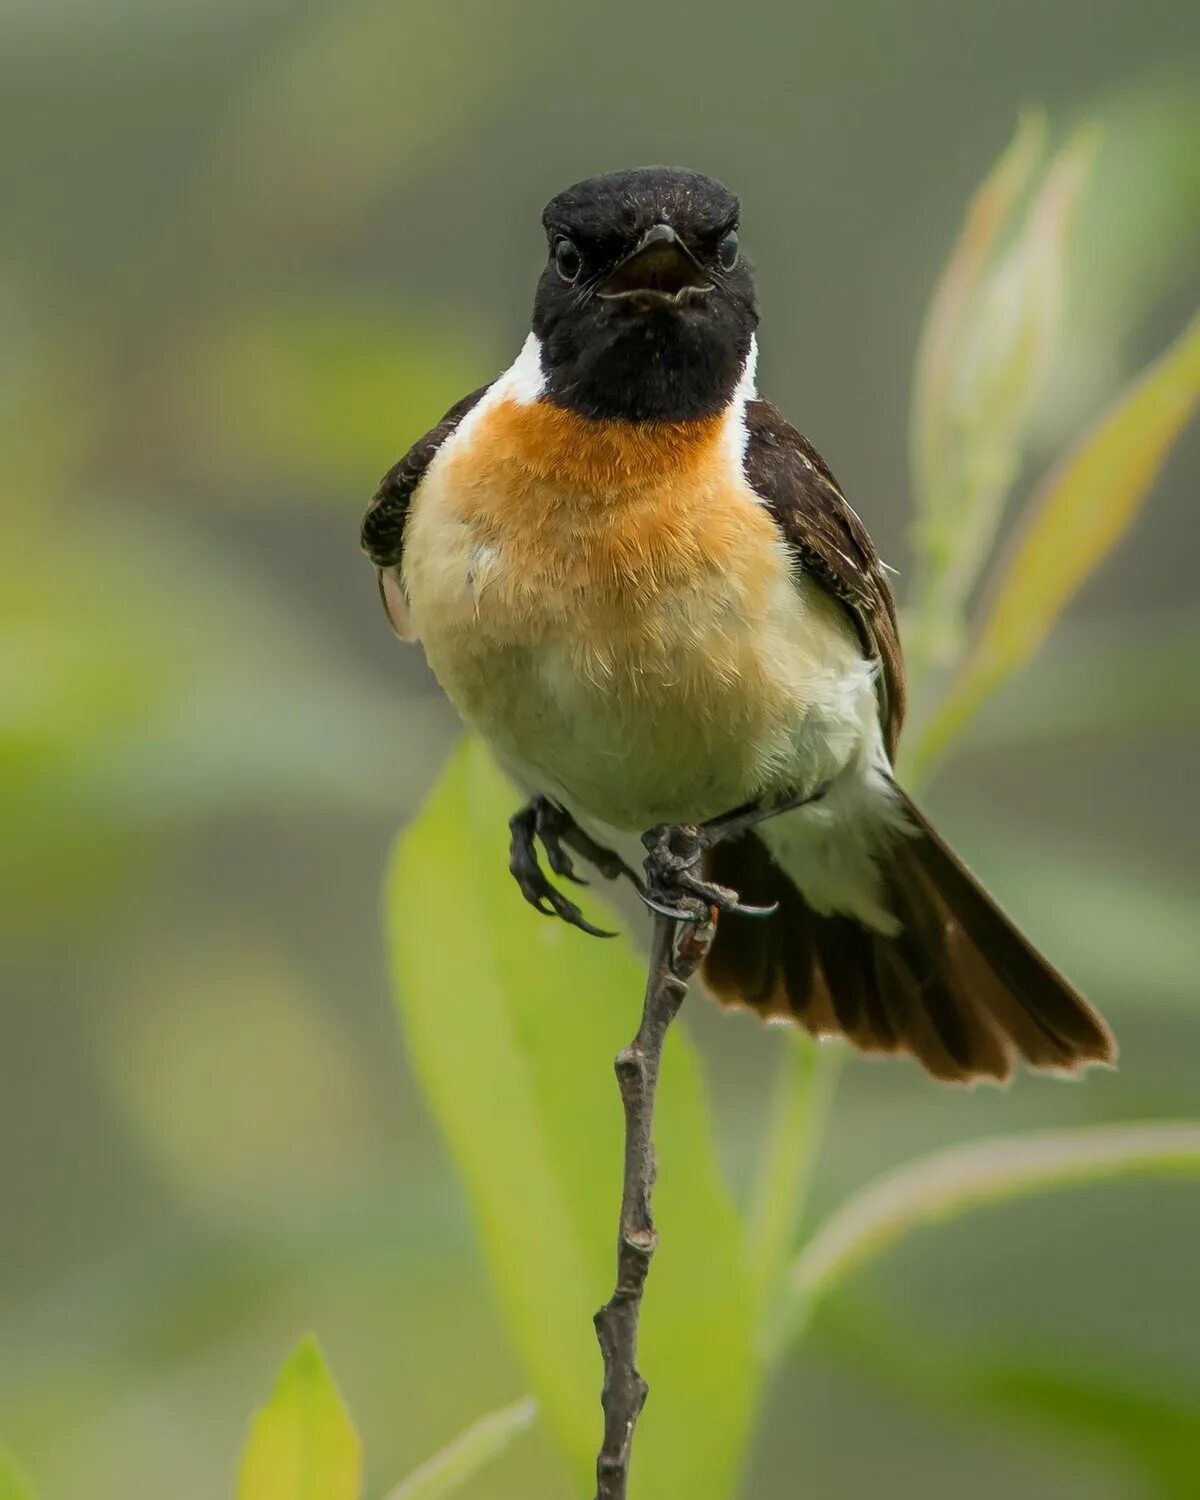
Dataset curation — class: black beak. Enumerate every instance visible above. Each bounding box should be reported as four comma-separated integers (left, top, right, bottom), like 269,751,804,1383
599,224,710,301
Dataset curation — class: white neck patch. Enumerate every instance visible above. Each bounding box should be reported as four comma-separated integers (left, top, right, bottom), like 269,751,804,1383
426,333,546,471
724,333,759,477
498,332,547,406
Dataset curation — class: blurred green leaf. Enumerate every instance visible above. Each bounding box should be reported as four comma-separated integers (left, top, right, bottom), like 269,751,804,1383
1048,73,1200,435
909,116,1098,671
0,503,439,932
966,1357,1200,1500
744,1034,840,1352
0,285,103,510
0,1442,35,1500
98,940,379,1218
951,613,1200,751
382,1397,536,1500
911,108,1046,514
783,1123,1200,1343
237,1336,360,1500
388,739,757,1499
170,295,491,499
818,1297,1200,1500
913,305,1200,776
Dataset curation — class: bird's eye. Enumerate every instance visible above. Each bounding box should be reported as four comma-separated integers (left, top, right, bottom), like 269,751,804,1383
718,230,739,270
554,237,581,281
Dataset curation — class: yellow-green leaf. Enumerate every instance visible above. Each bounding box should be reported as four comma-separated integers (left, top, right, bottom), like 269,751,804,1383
387,740,758,1500
237,1336,361,1500
383,1397,537,1500
947,613,1200,751
0,1442,36,1500
912,305,1200,777
783,1122,1200,1343
744,1033,841,1348
171,296,490,498
911,107,1046,511
908,118,1097,671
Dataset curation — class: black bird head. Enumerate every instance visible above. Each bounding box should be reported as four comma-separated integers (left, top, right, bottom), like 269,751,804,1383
531,167,758,422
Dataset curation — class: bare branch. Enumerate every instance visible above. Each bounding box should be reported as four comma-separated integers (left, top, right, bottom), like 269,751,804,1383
592,827,717,1500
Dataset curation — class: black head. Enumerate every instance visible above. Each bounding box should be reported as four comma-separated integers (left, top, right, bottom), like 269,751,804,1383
532,167,758,422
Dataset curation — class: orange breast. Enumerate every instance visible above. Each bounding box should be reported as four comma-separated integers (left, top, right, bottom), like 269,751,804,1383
436,396,785,630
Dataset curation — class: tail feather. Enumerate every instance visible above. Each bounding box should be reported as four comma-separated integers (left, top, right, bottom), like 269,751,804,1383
898,798,1114,1063
701,794,1115,1084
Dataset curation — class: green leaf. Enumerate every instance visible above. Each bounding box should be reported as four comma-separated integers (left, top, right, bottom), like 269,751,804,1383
817,1299,1200,1500
98,940,380,1216
382,1397,536,1500
911,108,1046,514
1051,75,1200,432
172,295,491,498
949,613,1200,752
388,740,757,1499
965,1357,1200,1500
908,116,1098,673
237,1336,360,1500
0,1443,36,1500
912,306,1200,777
783,1122,1200,1343
0,501,437,935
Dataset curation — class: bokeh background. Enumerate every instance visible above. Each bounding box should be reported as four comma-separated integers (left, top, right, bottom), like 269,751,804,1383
2,1,1198,1497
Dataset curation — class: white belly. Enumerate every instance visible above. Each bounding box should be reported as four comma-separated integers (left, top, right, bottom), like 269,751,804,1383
412,547,879,831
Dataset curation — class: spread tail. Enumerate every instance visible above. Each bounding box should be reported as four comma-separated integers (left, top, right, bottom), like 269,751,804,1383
701,791,1116,1083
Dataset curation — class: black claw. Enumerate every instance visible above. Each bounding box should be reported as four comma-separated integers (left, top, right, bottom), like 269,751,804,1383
638,890,692,921
676,871,778,918
508,796,630,938
534,802,589,885
541,881,617,937
722,896,780,919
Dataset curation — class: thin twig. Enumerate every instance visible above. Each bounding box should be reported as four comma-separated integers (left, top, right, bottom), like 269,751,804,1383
593,826,717,1500
590,793,825,1495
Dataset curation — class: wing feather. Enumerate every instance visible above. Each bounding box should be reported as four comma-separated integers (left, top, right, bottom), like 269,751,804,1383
360,384,492,568
742,397,905,757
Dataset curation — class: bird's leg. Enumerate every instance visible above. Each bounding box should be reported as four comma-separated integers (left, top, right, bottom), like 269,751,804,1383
697,781,831,847
638,783,832,924
508,796,641,938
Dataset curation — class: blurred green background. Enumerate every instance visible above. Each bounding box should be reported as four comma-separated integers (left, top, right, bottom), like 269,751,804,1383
2,1,1198,1497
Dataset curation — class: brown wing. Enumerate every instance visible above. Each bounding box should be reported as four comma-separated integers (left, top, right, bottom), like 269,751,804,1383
360,384,492,568
742,397,905,757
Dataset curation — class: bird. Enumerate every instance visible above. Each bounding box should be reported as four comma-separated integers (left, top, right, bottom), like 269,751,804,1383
361,165,1116,1085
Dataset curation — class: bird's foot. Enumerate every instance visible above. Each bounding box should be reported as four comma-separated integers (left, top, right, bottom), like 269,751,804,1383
508,796,641,938
639,823,779,924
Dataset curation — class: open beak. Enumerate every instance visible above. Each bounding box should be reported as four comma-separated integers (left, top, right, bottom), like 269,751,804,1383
599,224,710,301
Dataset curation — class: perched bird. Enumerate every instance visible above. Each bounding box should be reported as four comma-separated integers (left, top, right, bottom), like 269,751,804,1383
362,166,1115,1084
